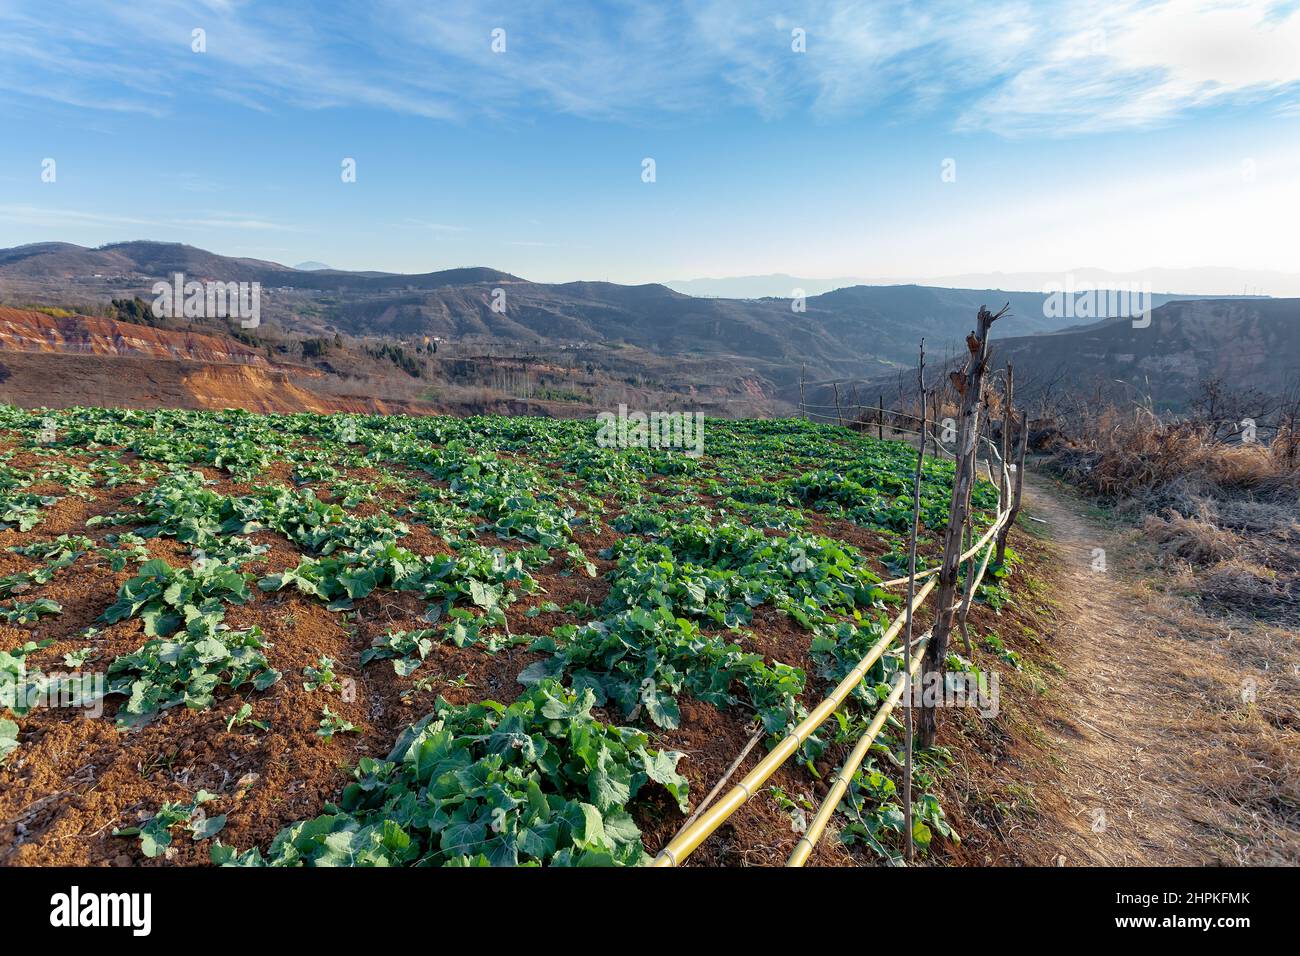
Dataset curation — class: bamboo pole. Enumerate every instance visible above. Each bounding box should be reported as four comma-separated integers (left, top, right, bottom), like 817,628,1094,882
648,396,1015,865
902,341,926,861
960,538,997,637
671,724,764,836
877,508,1009,587
651,575,937,867
786,633,931,867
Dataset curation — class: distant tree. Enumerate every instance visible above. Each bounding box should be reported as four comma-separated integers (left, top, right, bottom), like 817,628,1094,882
109,297,159,327
302,337,331,359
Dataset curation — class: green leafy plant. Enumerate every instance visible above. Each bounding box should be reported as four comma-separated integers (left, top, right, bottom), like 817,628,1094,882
113,790,226,857
303,656,344,693
0,598,63,624
226,703,270,732
0,718,17,764
318,705,358,738
106,623,280,728
101,558,251,638
214,680,688,867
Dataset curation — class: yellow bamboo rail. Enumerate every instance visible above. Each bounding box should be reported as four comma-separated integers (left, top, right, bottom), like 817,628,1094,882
786,632,931,866
878,505,1009,588
651,414,1015,867
786,522,1007,865
651,574,937,867
653,504,1013,867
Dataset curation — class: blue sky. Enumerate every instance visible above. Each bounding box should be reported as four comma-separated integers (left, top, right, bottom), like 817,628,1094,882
1,0,1299,284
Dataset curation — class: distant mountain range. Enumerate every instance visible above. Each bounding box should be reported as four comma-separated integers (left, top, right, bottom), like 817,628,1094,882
668,267,1300,299
2,241,1292,413
0,241,1198,377
994,298,1300,411
816,297,1300,416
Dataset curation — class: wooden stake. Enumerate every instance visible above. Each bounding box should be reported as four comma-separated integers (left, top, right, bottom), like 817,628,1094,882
995,405,1028,567
902,340,926,863
959,512,975,655
1000,363,1015,505
675,723,764,834
919,305,1007,749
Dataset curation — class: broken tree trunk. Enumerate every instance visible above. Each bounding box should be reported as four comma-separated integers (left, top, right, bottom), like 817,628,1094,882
918,305,1007,749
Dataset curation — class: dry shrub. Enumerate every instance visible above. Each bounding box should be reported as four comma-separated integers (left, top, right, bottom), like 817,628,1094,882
1142,508,1241,566
1048,406,1300,624
1052,407,1300,501
1200,558,1299,624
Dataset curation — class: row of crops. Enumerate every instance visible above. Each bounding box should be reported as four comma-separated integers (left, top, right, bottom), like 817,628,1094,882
0,405,1005,866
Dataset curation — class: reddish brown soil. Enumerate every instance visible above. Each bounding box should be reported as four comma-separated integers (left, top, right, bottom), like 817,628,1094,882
0,432,1057,869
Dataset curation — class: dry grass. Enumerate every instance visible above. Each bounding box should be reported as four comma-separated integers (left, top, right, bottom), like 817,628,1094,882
1123,574,1300,863
1142,508,1241,565
1052,408,1299,497
1049,408,1300,627
1199,558,1297,620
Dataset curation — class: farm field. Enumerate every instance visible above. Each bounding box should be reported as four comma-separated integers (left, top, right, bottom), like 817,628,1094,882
0,405,1013,867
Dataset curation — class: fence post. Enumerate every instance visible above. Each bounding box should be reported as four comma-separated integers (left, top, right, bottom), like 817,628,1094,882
995,407,1028,568
902,341,926,862
959,509,975,655
1001,363,1014,504
919,305,1007,749
878,394,885,440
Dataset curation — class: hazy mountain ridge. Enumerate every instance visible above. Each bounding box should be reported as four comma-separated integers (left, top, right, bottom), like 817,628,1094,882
2,241,1282,407
669,268,1300,299
829,297,1300,414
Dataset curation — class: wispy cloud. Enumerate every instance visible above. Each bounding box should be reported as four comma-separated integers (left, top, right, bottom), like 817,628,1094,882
0,204,297,233
957,0,1300,134
0,205,154,228
3,1,1299,135
403,219,470,233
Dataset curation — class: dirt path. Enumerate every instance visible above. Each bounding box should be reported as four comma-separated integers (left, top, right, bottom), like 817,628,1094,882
1013,472,1240,866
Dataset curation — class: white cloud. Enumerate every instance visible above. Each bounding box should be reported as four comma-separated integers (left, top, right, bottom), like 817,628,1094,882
959,0,1300,133
1,1,1298,136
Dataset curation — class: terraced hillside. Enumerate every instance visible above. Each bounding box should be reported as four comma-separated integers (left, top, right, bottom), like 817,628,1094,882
0,406,1021,867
